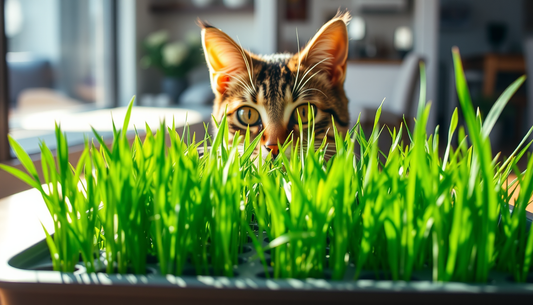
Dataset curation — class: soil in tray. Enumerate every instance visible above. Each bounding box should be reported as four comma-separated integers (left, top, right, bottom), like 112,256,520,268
182,266,240,277
95,266,158,275
30,265,83,273
11,238,533,285
257,269,333,280
506,274,533,283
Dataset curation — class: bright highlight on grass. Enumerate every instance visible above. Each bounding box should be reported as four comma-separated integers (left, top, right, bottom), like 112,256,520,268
2,49,533,282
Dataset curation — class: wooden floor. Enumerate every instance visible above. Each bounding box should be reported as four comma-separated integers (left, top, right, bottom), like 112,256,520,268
506,174,533,213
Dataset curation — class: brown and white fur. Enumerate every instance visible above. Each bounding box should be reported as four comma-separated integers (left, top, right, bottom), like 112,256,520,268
199,11,350,159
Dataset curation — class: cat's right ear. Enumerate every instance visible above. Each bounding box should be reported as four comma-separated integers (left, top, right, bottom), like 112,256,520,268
199,20,250,95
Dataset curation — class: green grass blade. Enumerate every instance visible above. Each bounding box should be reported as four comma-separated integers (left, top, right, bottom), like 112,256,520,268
7,135,40,182
122,96,136,137
482,76,526,138
0,164,41,190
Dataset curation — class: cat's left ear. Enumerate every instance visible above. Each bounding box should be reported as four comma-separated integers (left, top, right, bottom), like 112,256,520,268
297,12,350,87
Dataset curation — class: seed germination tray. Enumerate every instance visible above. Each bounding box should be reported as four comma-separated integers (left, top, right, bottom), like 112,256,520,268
3,229,533,305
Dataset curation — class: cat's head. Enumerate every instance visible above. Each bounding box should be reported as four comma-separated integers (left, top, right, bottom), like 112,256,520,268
200,12,350,159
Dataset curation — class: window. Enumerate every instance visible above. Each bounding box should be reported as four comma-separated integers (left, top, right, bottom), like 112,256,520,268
2,0,117,156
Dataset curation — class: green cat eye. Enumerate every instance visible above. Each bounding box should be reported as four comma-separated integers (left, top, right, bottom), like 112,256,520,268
293,104,316,124
236,106,261,126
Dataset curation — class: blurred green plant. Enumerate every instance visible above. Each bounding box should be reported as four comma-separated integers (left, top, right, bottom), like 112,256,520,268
140,30,204,79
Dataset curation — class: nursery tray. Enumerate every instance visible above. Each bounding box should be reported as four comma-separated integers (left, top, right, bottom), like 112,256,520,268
1,190,533,305
2,233,533,304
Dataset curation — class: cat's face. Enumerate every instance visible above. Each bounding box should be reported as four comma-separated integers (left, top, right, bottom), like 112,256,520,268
200,12,350,159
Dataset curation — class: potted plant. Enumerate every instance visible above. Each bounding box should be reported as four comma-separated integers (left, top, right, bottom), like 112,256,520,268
0,49,533,304
140,30,204,103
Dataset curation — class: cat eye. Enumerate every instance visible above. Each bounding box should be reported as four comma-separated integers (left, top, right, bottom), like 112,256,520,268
292,104,316,124
236,106,261,126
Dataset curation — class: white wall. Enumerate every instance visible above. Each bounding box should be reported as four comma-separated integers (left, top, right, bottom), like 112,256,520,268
255,0,278,54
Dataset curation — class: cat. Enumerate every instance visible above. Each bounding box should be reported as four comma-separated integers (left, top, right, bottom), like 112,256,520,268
199,11,350,159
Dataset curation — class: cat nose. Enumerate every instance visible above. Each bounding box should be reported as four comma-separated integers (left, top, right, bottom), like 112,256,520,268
265,144,279,158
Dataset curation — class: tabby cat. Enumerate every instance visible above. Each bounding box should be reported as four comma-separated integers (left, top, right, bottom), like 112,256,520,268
200,12,350,159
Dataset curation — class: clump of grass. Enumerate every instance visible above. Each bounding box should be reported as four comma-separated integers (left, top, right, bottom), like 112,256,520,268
89,99,152,274
2,48,533,282
150,114,261,276
1,126,100,273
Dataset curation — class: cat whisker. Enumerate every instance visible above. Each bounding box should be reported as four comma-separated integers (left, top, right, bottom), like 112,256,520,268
297,92,314,100
292,28,302,95
299,88,328,99
236,37,256,93
233,83,253,96
224,36,255,95
238,80,254,95
294,57,331,95
296,70,323,97
231,74,255,96
247,47,255,92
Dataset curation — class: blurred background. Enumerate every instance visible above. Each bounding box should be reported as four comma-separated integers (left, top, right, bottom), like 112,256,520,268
0,0,532,190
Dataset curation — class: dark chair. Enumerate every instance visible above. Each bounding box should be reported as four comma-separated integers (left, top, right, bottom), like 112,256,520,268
526,37,533,131
7,53,53,108
360,53,425,133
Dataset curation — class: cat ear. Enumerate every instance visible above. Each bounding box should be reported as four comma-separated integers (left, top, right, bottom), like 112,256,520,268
199,20,251,95
297,12,350,87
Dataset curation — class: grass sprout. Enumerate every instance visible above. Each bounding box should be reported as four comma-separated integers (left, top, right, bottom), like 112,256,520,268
2,49,533,282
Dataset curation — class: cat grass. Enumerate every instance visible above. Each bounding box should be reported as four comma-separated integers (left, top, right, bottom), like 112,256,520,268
2,48,533,282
